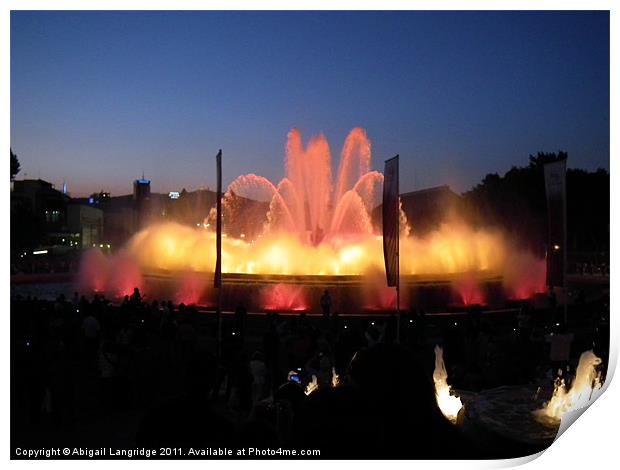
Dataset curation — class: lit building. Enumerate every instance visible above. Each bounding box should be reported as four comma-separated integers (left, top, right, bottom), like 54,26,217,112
12,179,70,230
67,204,104,248
133,178,151,229
11,179,71,251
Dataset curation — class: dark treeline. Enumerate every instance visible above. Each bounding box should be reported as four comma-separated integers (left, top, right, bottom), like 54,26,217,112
462,152,609,258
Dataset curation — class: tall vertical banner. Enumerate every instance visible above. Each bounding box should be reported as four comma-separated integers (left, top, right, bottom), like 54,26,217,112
383,155,400,287
214,149,223,289
544,158,567,288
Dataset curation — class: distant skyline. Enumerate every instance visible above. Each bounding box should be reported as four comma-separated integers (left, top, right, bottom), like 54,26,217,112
11,11,609,197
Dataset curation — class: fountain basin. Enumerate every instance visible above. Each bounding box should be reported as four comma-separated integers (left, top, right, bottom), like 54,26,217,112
137,269,505,313
459,385,559,458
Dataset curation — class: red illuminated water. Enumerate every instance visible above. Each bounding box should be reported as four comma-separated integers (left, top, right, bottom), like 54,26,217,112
77,127,547,309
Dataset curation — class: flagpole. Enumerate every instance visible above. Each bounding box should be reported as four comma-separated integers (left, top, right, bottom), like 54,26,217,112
396,160,400,344
215,149,223,362
543,156,568,327
382,154,400,344
562,158,568,325
396,252,400,344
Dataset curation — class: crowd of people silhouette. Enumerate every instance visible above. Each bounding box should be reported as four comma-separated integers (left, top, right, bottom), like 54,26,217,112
10,286,609,459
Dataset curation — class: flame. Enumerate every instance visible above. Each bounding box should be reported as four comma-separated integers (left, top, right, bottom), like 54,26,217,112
305,374,319,395
433,345,463,423
535,350,604,421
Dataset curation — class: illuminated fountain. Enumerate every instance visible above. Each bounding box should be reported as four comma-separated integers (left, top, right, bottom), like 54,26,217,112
459,350,606,456
79,127,546,311
535,350,604,422
433,345,463,423
305,375,319,396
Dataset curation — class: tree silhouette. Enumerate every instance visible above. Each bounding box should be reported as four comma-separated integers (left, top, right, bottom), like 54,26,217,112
10,148,20,181
528,151,568,167
462,151,609,256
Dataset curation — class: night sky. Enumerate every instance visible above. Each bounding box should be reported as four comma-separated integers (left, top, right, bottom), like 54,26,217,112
10,11,609,197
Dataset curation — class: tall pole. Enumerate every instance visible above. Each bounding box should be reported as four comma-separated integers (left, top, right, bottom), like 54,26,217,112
396,251,400,344
543,157,568,327
394,166,400,344
215,150,223,360
382,155,400,343
562,160,568,326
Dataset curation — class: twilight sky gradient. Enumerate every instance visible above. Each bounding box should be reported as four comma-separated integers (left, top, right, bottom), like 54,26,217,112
11,11,609,197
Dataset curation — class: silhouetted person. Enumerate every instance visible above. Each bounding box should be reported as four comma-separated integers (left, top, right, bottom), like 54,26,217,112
249,350,269,403
347,343,474,458
546,321,574,376
176,311,197,360
98,340,124,410
328,311,340,346
130,287,142,306
413,308,428,348
517,301,532,344
548,286,558,323
334,323,364,376
230,348,253,412
136,353,236,448
81,311,100,366
294,343,473,458
234,304,248,338
263,313,281,395
320,290,332,317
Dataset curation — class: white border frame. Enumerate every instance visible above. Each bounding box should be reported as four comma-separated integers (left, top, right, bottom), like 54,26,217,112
3,2,617,469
